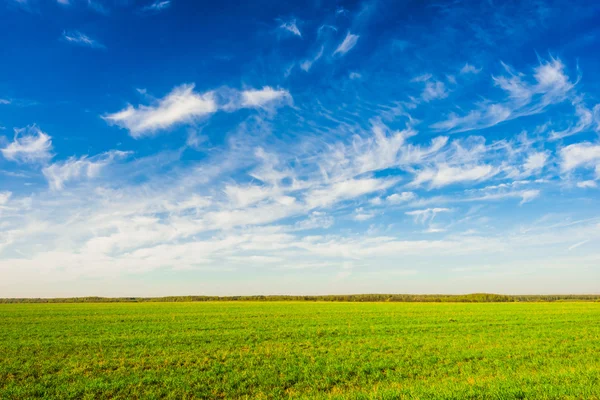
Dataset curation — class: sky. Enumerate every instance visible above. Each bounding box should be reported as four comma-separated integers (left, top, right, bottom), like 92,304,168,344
1,0,600,297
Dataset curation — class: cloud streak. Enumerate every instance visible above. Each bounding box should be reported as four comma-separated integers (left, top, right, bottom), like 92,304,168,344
432,58,575,132
104,85,291,138
1,126,53,164
42,151,130,191
333,32,359,56
279,19,301,37
62,30,105,49
142,0,171,12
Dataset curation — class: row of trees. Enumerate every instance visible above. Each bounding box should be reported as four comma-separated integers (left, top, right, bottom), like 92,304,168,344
1,293,599,303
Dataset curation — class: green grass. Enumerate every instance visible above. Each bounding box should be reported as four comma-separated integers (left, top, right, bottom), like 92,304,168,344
1,302,599,399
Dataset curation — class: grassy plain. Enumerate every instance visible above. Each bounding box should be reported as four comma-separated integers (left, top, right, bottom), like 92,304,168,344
1,301,599,399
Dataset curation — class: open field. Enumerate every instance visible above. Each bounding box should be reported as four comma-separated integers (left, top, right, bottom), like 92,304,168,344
1,302,599,399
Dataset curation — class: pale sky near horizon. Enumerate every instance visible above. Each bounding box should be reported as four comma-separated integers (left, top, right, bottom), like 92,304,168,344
1,0,599,297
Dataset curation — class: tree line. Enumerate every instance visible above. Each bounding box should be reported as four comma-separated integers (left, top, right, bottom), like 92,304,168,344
1,293,599,303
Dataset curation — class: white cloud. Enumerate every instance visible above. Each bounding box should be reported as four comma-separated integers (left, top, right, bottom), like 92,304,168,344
568,239,590,251
186,129,208,149
349,72,362,80
411,164,496,189
1,124,599,296
594,105,600,132
493,73,533,104
300,61,313,72
42,150,130,191
104,85,291,137
306,178,396,209
460,63,481,74
386,192,415,204
300,47,324,72
431,104,512,131
560,142,600,171
411,74,432,83
224,184,278,208
576,180,597,188
353,208,375,221
518,189,541,204
433,58,574,132
461,186,542,205
1,126,53,164
333,32,359,56
406,207,451,224
104,84,217,137
279,19,301,37
314,122,446,181
535,59,572,93
87,0,108,15
142,0,171,12
0,99,10,105
62,30,104,49
240,87,292,109
293,212,333,231
550,101,594,140
421,81,448,102
523,151,548,174
0,191,11,206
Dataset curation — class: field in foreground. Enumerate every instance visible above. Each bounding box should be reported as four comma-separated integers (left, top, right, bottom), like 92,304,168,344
1,302,599,399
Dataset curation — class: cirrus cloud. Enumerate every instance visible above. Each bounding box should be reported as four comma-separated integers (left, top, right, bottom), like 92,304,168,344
1,126,53,164
104,85,291,138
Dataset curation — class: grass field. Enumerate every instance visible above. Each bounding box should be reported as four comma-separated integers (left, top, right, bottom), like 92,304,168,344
1,302,599,399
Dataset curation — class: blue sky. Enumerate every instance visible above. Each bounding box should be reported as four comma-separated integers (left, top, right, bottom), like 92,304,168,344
1,0,600,297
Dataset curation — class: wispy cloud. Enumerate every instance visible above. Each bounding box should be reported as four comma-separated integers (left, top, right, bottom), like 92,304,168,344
300,46,324,72
421,81,448,102
279,19,301,37
1,126,53,164
568,239,589,251
42,151,130,191
431,105,512,132
477,189,541,205
87,0,109,15
560,142,600,172
576,180,597,189
549,100,594,140
386,192,415,204
406,207,451,224
240,87,292,109
522,151,549,175
432,58,575,132
0,191,12,206
460,63,481,74
62,30,105,49
104,84,217,138
8,0,34,12
411,164,497,189
104,85,291,138
353,207,375,221
306,178,397,209
333,32,359,56
142,0,171,13
412,74,432,83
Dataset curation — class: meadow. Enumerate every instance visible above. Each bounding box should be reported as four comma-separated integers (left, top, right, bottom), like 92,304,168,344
1,301,599,399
